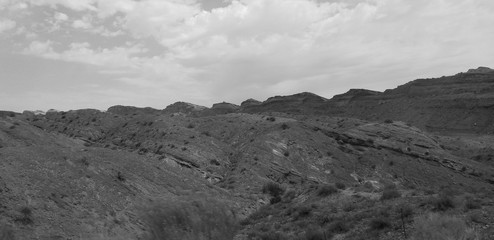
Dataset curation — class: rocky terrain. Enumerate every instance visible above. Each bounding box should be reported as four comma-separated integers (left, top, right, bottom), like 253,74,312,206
1,67,494,239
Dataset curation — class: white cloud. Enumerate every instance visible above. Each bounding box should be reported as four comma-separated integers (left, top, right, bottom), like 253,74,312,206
54,12,68,21
0,19,16,33
72,15,93,29
23,40,148,69
22,40,58,58
28,0,97,11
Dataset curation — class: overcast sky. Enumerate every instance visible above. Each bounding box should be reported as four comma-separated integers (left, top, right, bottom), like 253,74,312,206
1,0,493,112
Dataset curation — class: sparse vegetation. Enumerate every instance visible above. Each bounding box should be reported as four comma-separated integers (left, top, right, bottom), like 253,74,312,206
369,217,391,230
411,213,479,240
305,226,330,240
16,207,33,225
464,196,481,210
262,182,285,204
428,195,455,211
316,184,338,197
381,184,401,200
335,182,346,190
209,159,221,166
117,172,125,181
327,220,350,234
142,197,238,240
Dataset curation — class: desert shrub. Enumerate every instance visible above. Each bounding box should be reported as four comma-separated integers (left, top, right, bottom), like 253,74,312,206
305,226,332,240
316,184,338,197
241,205,275,225
209,159,221,166
381,184,400,200
342,202,356,212
384,119,393,124
266,117,276,122
16,207,33,225
369,217,391,230
186,123,195,129
252,230,286,240
282,190,297,203
429,195,455,211
464,197,481,210
395,203,414,219
270,196,282,204
411,213,479,240
262,182,285,199
281,123,289,130
296,205,313,219
283,151,290,157
117,172,125,181
327,220,350,234
142,197,238,240
335,182,346,190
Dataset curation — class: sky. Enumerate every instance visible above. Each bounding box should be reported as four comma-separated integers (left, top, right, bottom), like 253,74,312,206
1,0,494,112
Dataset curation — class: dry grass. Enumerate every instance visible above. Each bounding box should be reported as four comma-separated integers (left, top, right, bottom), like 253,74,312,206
411,213,479,240
142,196,239,240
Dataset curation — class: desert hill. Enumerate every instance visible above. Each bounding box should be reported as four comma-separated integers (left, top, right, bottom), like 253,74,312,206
1,67,494,239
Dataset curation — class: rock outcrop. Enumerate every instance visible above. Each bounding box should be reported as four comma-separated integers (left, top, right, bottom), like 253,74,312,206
162,102,208,115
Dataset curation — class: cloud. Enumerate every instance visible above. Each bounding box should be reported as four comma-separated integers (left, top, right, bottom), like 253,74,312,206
28,0,97,11
5,0,494,110
22,40,148,69
54,12,68,21
0,19,16,33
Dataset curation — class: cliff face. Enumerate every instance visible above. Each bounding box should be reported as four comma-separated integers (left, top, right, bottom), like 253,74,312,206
325,69,494,134
236,68,494,134
241,92,328,114
162,102,208,115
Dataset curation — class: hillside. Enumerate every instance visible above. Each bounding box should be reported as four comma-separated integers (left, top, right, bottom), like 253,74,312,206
240,67,494,134
1,67,494,239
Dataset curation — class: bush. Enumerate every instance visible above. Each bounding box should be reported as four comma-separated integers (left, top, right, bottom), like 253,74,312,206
327,220,350,234
282,190,297,203
430,195,455,211
262,182,285,198
296,205,312,219
266,117,276,122
395,203,414,219
305,226,331,240
16,207,33,225
381,187,401,200
335,182,346,190
316,185,338,197
142,197,238,240
464,197,481,210
384,119,393,124
369,217,391,230
411,213,479,240
281,123,289,130
254,230,286,240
